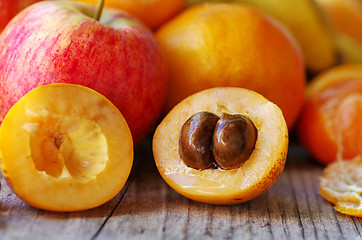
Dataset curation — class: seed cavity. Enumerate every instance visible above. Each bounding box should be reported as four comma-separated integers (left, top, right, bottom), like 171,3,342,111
24,114,108,182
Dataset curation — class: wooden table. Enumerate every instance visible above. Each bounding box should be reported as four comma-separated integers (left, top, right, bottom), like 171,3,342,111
1,136,361,240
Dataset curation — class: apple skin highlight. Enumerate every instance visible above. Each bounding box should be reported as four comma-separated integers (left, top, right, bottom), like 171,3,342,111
0,1,168,145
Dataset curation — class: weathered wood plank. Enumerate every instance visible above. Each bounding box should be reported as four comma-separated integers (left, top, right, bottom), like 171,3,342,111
0,174,129,240
95,143,362,240
0,139,361,240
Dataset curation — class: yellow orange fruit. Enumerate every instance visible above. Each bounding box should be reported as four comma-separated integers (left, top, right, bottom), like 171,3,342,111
298,64,362,165
187,0,340,74
156,3,305,129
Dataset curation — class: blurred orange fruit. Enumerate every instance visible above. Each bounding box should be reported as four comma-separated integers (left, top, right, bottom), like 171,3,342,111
155,3,306,129
316,0,362,46
76,0,186,29
319,157,362,217
0,0,40,32
298,64,362,165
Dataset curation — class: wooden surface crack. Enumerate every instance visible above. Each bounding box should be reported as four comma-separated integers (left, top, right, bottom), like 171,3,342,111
353,217,362,237
90,174,133,240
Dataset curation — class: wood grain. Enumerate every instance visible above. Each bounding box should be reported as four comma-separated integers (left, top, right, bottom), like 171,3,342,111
0,139,361,240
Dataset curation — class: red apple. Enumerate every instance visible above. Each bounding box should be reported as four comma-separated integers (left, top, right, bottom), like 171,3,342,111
0,0,41,32
0,0,168,145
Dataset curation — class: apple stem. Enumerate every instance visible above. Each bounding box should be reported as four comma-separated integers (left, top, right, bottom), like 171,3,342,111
94,0,105,21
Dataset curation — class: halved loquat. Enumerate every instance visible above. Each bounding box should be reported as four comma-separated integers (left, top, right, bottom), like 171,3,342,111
0,83,133,211
152,87,288,204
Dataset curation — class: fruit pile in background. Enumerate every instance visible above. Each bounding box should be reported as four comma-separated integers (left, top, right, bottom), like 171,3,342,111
0,0,168,146
155,3,305,129
0,0,360,216
76,0,186,30
316,0,362,63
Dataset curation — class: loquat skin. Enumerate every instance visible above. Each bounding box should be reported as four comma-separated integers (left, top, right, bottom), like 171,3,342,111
153,87,288,205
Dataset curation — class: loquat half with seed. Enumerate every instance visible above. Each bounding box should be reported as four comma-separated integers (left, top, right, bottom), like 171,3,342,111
153,87,288,204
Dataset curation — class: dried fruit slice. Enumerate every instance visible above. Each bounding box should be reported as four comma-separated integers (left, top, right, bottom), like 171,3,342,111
319,157,362,217
0,83,133,211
